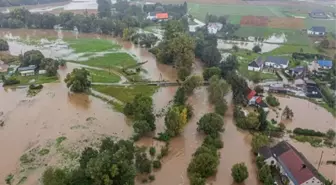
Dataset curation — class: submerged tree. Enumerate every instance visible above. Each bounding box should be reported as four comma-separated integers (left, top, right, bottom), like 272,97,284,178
64,68,91,93
282,106,294,120
0,39,9,51
231,163,249,183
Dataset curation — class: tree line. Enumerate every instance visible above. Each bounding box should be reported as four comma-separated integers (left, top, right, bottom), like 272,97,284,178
0,0,66,7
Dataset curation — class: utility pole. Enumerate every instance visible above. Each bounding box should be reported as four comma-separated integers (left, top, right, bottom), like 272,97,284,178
317,150,324,170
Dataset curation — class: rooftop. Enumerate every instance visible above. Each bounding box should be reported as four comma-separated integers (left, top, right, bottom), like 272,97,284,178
266,56,288,66
310,26,326,33
156,13,168,19
317,60,332,67
18,65,36,72
247,90,256,100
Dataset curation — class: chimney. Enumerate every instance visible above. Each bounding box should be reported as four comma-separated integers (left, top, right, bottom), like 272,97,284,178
300,164,307,170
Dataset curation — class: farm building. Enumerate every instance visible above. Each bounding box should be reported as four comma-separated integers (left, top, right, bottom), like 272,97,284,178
258,141,323,185
286,66,307,78
309,10,328,19
264,56,289,69
247,90,268,112
307,26,326,36
248,57,264,71
207,22,223,34
18,65,36,76
317,60,332,69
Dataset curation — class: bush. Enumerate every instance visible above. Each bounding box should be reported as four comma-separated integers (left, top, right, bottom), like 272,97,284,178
5,174,14,185
189,173,206,185
149,147,156,157
203,135,223,149
148,175,155,181
153,160,162,169
293,128,325,137
326,129,336,139
266,94,280,107
2,77,20,86
29,84,43,90
155,132,171,142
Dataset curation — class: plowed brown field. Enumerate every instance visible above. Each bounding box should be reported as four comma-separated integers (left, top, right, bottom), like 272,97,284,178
267,17,304,29
240,16,269,26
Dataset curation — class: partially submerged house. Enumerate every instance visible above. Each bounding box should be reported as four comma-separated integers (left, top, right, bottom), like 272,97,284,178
264,56,289,69
17,65,36,76
248,57,264,71
258,141,323,185
247,90,269,112
207,22,223,34
307,26,326,36
317,60,333,69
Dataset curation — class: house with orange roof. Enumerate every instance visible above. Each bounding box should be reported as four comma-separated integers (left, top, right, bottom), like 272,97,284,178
247,89,269,112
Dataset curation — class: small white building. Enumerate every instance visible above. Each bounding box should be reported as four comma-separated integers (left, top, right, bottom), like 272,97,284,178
146,12,156,21
39,70,47,75
307,26,326,36
264,56,289,69
248,57,264,71
207,22,223,34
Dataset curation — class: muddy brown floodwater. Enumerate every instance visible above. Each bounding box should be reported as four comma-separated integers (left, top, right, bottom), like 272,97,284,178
0,28,334,185
268,96,336,132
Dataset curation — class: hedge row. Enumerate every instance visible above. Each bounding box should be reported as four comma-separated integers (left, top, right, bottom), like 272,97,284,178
293,128,325,137
292,52,330,60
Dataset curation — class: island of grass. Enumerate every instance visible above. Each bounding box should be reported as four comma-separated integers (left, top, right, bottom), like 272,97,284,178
76,53,137,69
92,84,158,104
65,38,121,53
87,68,121,83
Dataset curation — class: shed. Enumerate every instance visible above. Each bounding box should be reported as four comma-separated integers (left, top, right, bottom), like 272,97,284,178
317,60,332,69
307,26,326,36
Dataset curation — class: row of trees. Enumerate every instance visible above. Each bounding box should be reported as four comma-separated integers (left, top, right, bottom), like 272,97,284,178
207,74,229,115
152,20,195,80
188,113,224,185
41,138,159,185
124,94,156,139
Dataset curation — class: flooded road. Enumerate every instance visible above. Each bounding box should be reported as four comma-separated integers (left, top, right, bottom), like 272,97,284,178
268,96,336,132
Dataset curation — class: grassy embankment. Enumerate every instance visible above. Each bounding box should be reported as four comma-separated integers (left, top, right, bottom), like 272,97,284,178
14,74,58,85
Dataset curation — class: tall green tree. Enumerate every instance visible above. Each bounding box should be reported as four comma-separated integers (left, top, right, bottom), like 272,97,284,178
64,68,91,93
0,39,9,51
251,134,270,153
22,50,44,67
197,113,224,137
40,58,59,76
203,67,221,81
231,163,249,183
182,75,203,95
97,0,112,18
201,45,222,67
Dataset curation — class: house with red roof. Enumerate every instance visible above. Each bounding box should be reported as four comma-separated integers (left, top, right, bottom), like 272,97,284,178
247,90,269,112
258,141,323,185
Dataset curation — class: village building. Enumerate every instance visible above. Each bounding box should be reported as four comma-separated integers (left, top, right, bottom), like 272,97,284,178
317,60,332,69
286,66,307,78
38,69,47,75
258,141,323,185
248,57,264,71
309,10,328,19
247,90,269,112
207,22,223,34
307,26,326,36
146,12,169,21
264,56,289,69
17,65,36,76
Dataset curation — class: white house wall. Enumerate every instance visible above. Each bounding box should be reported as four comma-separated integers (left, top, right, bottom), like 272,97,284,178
248,66,261,71
300,177,322,185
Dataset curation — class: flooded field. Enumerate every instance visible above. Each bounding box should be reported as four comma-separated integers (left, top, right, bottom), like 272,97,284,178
0,28,335,185
268,96,336,132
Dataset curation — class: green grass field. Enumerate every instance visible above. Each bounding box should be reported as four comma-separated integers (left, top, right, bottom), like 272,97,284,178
265,45,319,56
15,74,58,85
188,3,285,21
65,38,120,53
234,26,311,45
79,53,137,69
87,68,121,83
238,61,278,81
92,85,158,103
